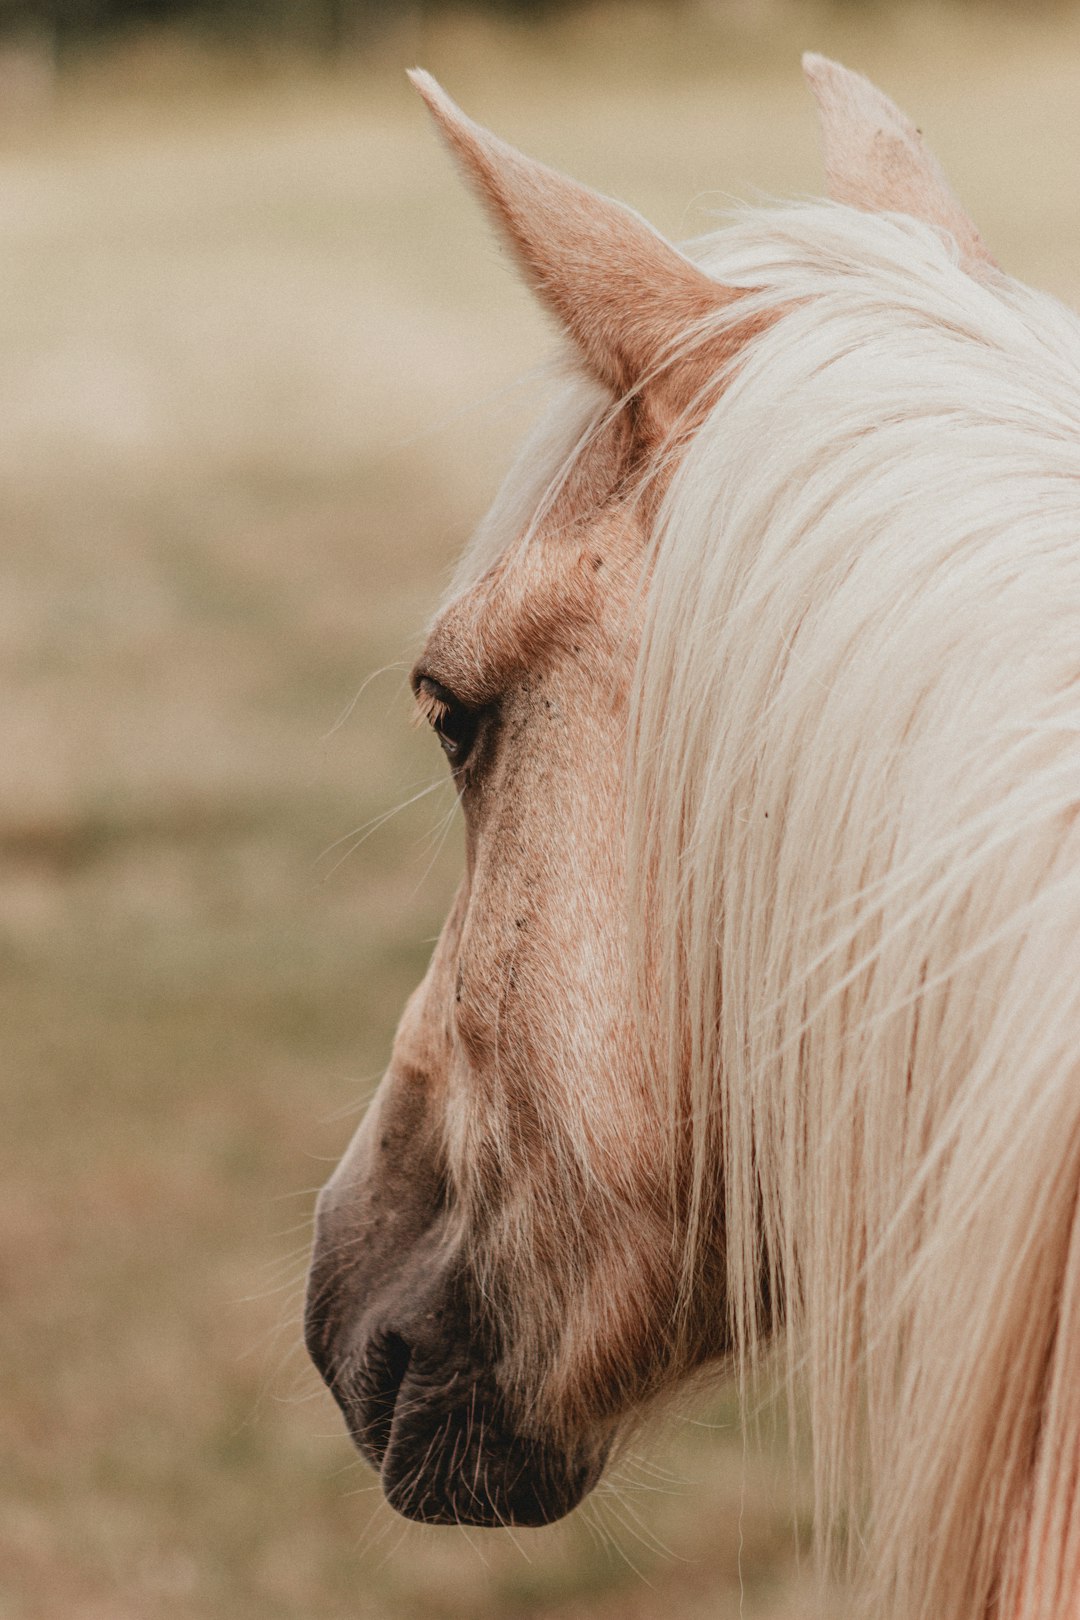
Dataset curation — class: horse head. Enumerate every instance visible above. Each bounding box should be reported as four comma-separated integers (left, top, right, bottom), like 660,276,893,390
305,56,1005,1540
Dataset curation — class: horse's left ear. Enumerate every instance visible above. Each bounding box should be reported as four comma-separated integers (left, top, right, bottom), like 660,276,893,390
409,70,759,436
802,54,998,277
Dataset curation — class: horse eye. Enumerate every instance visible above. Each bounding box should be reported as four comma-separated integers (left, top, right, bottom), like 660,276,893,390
415,677,478,768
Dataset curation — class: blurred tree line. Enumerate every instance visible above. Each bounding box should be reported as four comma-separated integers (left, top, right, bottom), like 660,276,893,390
0,0,561,56
0,0,1062,62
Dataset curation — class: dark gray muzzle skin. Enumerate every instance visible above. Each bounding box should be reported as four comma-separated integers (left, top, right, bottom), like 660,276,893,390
304,1072,607,1527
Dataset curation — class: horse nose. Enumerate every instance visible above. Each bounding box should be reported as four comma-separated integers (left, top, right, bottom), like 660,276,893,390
302,1266,339,1388
303,1184,375,1391
303,1172,462,1431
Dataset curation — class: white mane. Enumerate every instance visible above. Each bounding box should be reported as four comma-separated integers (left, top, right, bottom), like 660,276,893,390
633,202,1080,1620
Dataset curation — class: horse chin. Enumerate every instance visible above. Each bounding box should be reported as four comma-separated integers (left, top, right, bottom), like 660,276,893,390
381,1394,607,1528
338,1334,609,1527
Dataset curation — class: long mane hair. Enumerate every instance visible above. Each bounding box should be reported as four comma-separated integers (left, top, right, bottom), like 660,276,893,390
633,201,1080,1620
459,197,1080,1618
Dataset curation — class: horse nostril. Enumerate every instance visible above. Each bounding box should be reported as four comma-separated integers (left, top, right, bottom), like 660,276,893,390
359,1331,413,1465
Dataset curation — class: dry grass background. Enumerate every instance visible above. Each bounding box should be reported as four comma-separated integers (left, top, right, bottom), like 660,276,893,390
3,5,1080,1617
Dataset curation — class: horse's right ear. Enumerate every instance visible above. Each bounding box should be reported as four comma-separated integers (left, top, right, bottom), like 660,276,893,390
802,54,997,277
408,71,757,437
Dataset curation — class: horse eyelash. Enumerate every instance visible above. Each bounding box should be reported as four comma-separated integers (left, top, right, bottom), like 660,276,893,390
413,683,451,731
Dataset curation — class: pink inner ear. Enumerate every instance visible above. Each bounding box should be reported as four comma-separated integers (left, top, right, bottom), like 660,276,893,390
409,70,761,434
802,53,997,278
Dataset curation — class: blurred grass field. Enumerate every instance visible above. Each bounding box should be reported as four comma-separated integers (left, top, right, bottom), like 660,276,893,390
3,6,1080,1617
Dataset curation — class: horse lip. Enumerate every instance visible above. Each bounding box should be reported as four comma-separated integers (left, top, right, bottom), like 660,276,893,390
379,1407,611,1527
373,1359,612,1527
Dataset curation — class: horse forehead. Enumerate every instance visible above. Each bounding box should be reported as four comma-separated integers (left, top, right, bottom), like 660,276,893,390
422,501,644,702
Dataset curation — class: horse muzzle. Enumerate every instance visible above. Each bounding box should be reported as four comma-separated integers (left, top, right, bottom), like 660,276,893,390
309,1321,604,1526
304,1107,608,1527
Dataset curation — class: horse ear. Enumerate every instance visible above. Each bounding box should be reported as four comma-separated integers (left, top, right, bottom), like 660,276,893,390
408,70,755,433
802,53,997,277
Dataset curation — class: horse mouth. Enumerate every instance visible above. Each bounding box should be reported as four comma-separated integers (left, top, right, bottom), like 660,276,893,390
333,1331,607,1528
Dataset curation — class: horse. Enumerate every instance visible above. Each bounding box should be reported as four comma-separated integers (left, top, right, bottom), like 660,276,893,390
305,56,1080,1620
